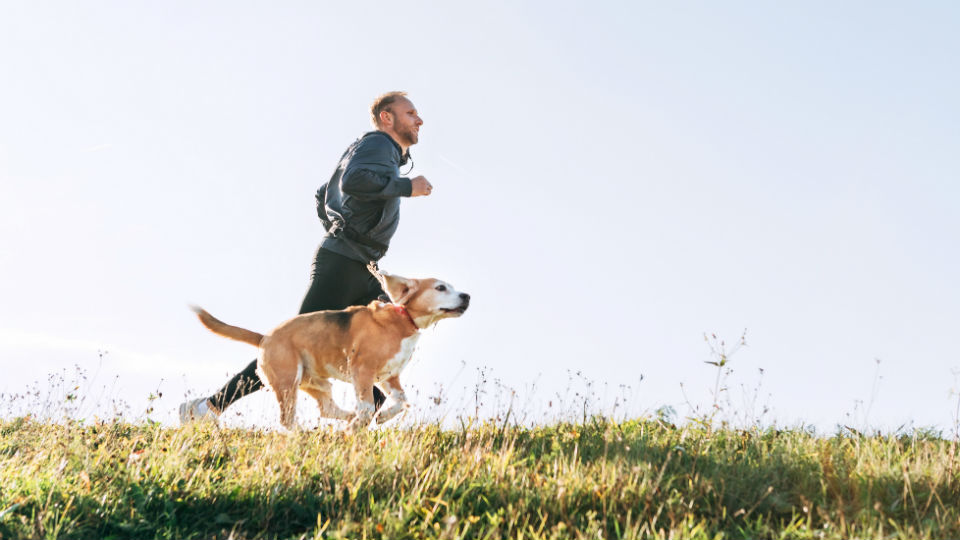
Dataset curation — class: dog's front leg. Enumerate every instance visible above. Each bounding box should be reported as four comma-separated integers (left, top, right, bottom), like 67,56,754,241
348,368,377,432
375,376,409,424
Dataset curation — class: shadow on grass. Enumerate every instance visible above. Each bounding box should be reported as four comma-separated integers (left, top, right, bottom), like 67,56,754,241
0,419,953,539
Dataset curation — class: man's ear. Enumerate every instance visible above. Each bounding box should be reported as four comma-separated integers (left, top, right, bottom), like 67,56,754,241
378,272,419,305
379,109,393,128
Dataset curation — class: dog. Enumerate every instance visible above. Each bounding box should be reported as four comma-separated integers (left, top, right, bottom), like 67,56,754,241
191,271,469,431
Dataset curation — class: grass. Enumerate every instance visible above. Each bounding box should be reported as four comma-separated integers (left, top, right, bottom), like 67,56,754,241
3,415,960,539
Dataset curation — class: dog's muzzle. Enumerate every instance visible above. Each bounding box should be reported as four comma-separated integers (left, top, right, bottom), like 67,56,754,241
442,293,470,314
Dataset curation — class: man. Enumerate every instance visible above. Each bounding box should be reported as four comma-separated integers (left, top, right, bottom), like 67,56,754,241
179,91,432,424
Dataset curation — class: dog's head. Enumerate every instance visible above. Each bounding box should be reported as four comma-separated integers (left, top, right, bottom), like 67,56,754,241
375,271,470,328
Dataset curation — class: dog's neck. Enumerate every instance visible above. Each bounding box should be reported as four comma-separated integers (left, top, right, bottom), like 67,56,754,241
392,304,419,330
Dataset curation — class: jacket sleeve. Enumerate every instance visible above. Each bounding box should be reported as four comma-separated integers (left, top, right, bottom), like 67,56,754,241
341,136,413,200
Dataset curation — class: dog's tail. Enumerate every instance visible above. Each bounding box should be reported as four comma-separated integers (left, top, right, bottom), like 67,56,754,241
190,306,265,347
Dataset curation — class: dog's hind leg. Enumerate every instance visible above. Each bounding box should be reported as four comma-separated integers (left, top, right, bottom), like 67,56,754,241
374,376,409,424
258,347,302,430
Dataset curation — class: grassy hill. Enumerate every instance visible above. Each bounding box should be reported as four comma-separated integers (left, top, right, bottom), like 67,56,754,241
1,416,959,539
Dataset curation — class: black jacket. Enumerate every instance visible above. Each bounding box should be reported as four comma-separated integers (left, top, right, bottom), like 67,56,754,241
316,131,413,263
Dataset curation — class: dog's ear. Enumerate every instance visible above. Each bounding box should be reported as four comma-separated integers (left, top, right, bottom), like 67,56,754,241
378,272,420,305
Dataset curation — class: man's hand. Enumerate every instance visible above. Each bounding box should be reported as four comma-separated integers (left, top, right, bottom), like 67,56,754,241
410,176,433,197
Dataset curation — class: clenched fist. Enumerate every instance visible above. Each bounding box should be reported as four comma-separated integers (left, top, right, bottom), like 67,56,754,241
410,176,433,197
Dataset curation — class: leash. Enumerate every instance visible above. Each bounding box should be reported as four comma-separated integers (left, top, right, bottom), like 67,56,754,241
368,263,418,329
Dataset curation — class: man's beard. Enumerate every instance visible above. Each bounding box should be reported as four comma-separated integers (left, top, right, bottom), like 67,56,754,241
396,123,419,146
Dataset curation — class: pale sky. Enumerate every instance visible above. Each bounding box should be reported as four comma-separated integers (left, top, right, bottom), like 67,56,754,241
1,2,958,433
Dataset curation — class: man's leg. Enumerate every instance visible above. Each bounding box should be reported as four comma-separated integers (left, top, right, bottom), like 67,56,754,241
180,359,261,423
208,359,261,413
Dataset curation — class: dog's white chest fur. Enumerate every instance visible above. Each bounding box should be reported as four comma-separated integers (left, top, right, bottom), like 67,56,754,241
379,334,420,380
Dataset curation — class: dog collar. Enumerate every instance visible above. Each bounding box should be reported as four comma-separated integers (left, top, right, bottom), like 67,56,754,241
393,304,418,329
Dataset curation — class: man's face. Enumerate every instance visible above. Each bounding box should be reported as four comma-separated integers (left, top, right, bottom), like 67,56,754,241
385,98,423,146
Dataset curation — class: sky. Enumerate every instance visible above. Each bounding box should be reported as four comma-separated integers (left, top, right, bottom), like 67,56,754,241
1,1,958,433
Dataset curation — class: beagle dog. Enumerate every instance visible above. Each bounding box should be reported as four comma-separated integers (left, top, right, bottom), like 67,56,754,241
192,271,469,431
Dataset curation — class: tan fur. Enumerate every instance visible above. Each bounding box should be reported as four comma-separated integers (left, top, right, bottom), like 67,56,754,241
193,273,469,431
191,307,264,346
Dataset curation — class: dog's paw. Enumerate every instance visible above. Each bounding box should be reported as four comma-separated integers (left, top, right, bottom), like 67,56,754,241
374,402,410,424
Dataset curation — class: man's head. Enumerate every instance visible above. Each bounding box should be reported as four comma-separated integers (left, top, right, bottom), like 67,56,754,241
370,91,423,150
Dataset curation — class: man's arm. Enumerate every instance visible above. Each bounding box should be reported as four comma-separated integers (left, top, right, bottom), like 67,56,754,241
341,137,413,201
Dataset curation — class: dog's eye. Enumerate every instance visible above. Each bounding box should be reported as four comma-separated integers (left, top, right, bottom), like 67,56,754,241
435,285,447,292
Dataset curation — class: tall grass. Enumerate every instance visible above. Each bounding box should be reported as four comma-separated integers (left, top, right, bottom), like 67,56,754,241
3,414,960,539
4,338,960,539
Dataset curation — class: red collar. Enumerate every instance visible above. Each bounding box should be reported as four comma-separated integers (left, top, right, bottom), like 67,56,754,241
392,304,419,329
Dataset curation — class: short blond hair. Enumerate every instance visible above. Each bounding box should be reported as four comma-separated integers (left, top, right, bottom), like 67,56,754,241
370,91,408,128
